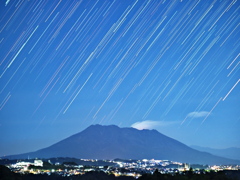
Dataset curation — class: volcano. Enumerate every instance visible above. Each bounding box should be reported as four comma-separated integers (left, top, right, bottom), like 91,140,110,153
5,124,240,165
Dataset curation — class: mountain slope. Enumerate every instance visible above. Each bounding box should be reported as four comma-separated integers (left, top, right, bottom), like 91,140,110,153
191,145,240,160
5,125,240,165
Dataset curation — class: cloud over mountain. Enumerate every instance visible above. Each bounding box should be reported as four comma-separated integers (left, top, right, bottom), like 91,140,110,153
131,120,177,130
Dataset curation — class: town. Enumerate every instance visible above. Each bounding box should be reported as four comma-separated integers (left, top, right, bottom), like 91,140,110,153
1,158,239,179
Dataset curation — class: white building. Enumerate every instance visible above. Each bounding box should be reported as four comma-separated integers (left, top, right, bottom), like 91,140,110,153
34,160,43,167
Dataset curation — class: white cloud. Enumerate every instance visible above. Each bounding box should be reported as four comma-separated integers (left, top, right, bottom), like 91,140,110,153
187,111,210,118
131,120,176,130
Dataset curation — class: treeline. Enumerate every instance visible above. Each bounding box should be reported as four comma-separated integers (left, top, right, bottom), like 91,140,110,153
1,165,239,180
138,169,239,180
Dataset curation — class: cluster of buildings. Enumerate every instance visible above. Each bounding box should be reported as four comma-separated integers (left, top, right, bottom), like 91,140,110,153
210,165,240,171
10,159,43,171
5,158,240,178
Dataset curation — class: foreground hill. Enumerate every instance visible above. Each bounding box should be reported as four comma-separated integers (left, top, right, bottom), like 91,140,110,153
4,124,240,165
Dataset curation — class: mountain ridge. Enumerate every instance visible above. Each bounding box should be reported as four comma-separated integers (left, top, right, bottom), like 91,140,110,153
191,145,240,161
3,124,240,165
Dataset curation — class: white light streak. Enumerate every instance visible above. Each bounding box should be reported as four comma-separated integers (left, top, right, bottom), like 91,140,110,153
222,79,240,101
0,92,11,110
201,97,222,124
63,73,93,114
7,26,39,68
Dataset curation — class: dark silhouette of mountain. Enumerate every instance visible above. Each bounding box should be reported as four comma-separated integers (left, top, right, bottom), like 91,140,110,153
4,124,240,165
191,145,240,160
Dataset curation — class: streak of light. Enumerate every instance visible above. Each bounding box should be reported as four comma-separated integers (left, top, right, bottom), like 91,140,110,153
0,0,23,33
181,3,214,44
163,63,192,101
34,116,46,132
0,92,11,110
1,26,38,78
137,16,167,55
226,0,238,11
163,79,197,118
63,73,93,114
75,1,99,33
188,36,220,75
208,1,229,31
0,58,25,94
222,79,240,101
40,56,68,97
201,97,223,125
7,26,39,69
107,98,125,123
32,77,60,116
220,23,239,46
181,90,215,126
227,61,239,77
143,80,171,119
93,78,123,119
49,2,79,42
188,0,200,15
55,1,82,50
174,31,205,70
29,13,59,54
5,0,10,6
122,0,151,37
1,30,25,66
63,52,94,93
113,0,139,33
45,0,62,22
32,1,43,13
227,53,239,69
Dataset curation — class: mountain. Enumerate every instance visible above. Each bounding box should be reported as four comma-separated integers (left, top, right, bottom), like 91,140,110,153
191,145,240,160
4,124,240,165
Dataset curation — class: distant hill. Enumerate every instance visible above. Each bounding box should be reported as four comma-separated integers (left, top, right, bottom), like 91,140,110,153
4,124,240,165
191,145,240,160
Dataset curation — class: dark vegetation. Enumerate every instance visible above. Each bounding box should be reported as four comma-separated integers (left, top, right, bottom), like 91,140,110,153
0,165,21,180
138,169,240,180
1,165,240,180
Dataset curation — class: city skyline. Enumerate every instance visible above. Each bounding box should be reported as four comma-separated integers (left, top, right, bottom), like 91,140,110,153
0,0,239,156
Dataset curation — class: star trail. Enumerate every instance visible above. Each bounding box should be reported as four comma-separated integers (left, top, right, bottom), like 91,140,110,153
0,0,239,156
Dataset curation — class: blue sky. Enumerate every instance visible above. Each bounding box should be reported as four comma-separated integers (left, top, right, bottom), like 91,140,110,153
0,0,239,156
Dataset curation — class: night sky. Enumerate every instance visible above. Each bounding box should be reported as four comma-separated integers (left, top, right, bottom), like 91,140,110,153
0,0,239,157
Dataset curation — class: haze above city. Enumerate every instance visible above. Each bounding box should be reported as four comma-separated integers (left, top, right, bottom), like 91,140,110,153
0,0,239,157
